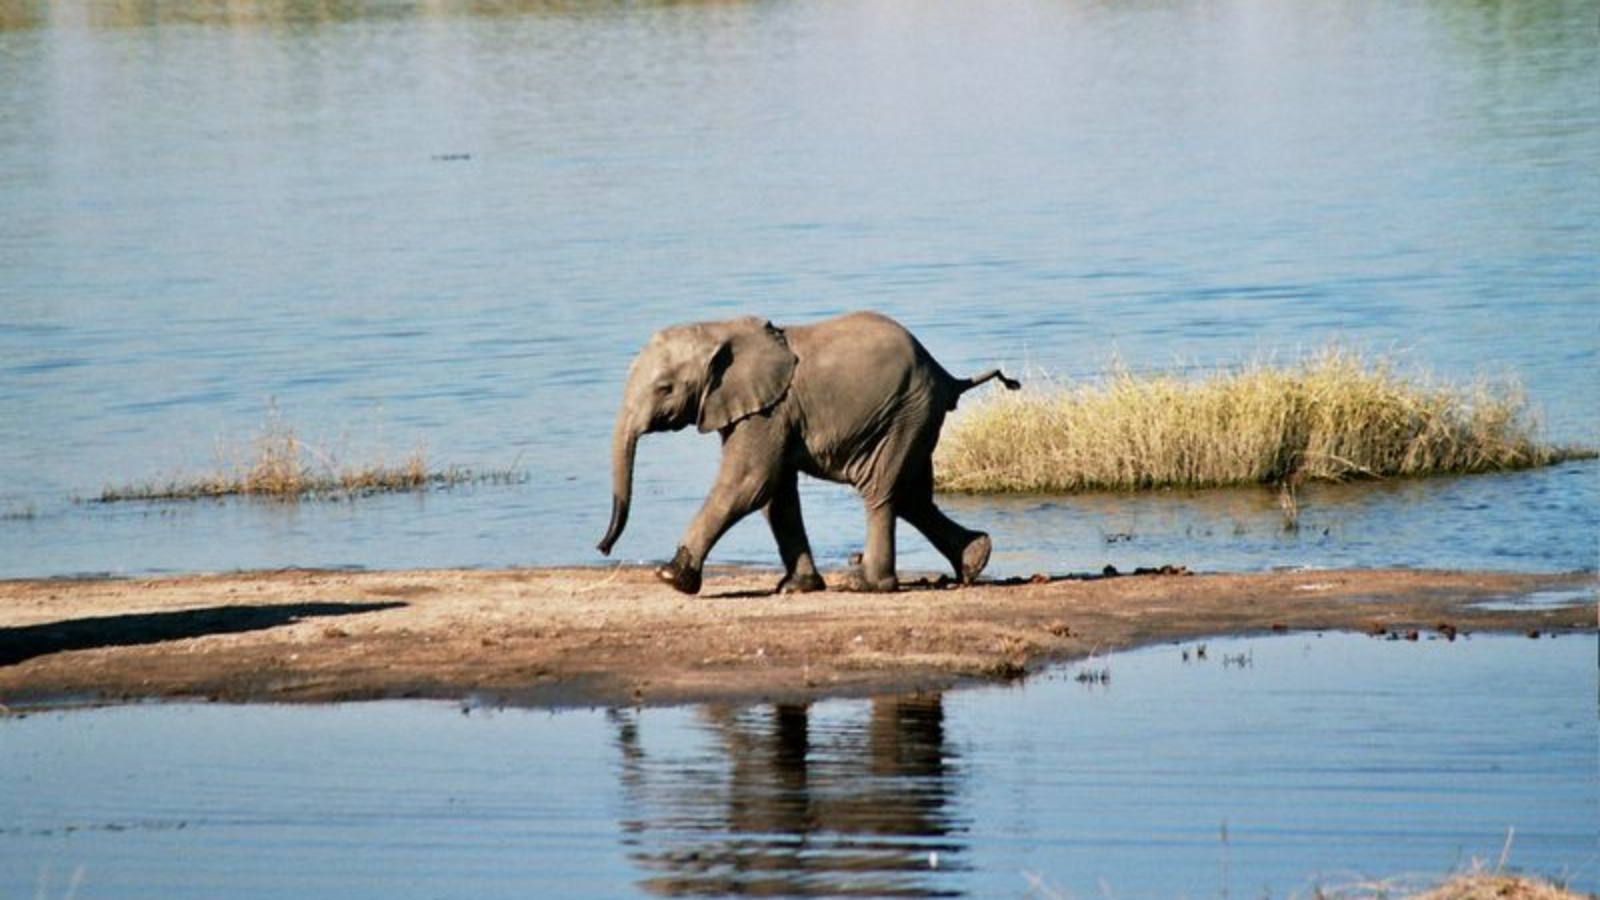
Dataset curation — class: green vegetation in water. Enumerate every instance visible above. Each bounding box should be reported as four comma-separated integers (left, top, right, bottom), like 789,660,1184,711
936,349,1594,494
94,411,523,504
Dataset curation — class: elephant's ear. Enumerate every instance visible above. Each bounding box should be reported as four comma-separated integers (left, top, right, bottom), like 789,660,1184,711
697,318,797,433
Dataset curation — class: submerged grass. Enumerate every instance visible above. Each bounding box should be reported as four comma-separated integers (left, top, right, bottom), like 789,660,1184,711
96,411,521,503
937,349,1593,494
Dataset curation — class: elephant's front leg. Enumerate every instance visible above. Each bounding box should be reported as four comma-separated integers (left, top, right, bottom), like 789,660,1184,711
658,427,781,595
764,468,824,594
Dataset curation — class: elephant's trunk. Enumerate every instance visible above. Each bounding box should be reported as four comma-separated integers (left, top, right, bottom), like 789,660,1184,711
597,418,638,556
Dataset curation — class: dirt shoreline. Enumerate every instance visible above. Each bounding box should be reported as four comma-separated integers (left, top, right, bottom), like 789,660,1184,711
0,566,1593,710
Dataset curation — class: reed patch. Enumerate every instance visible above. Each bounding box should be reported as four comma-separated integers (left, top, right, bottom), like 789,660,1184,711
936,350,1593,494
94,410,521,503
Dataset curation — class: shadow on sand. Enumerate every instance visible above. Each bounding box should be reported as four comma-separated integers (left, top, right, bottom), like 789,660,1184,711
0,601,405,666
703,565,1189,600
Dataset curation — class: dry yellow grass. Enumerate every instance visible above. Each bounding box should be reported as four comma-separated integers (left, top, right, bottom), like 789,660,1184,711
937,350,1592,494
96,412,510,503
1406,874,1588,900
1314,871,1589,900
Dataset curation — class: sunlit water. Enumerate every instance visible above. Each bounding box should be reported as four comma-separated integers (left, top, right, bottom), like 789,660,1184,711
2,5,1596,894
4,635,1595,899
1,0,1596,579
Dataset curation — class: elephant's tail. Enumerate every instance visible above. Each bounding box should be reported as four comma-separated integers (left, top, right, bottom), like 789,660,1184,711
958,368,1022,394
946,368,1021,410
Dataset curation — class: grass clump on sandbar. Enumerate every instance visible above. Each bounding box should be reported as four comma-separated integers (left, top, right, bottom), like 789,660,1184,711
936,348,1593,494
96,410,519,504
1320,873,1589,900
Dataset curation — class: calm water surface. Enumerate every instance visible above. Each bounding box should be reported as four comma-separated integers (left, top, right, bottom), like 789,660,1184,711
2,7,1596,899
4,635,1596,898
1,0,1596,578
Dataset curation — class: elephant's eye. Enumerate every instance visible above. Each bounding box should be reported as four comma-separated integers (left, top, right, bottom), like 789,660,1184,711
654,381,674,397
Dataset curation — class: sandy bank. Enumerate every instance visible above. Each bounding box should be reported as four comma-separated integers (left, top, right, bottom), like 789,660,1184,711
1,566,1592,709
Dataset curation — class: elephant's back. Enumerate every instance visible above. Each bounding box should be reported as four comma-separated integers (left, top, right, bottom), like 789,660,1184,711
788,311,946,398
785,312,957,490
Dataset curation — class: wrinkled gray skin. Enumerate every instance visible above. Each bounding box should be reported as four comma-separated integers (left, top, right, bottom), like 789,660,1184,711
597,311,1020,594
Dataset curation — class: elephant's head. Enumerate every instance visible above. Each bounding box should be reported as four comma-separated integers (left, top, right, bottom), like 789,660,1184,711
597,317,797,556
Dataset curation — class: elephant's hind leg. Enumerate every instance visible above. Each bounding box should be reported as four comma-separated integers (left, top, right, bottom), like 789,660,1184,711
895,462,992,585
957,532,992,585
900,501,991,585
837,503,899,592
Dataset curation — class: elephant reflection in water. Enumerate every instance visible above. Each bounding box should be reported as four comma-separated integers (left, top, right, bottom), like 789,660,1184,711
613,694,963,898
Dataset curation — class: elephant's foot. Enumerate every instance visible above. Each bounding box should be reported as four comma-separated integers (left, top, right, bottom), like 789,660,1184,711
655,546,703,595
777,571,826,594
958,533,992,585
836,567,898,593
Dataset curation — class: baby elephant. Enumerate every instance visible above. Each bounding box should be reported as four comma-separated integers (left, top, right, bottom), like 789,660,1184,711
597,311,1019,594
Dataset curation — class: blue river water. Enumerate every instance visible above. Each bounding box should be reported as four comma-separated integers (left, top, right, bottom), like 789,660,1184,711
0,3,1595,897
3,634,1595,899
0,0,1596,579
